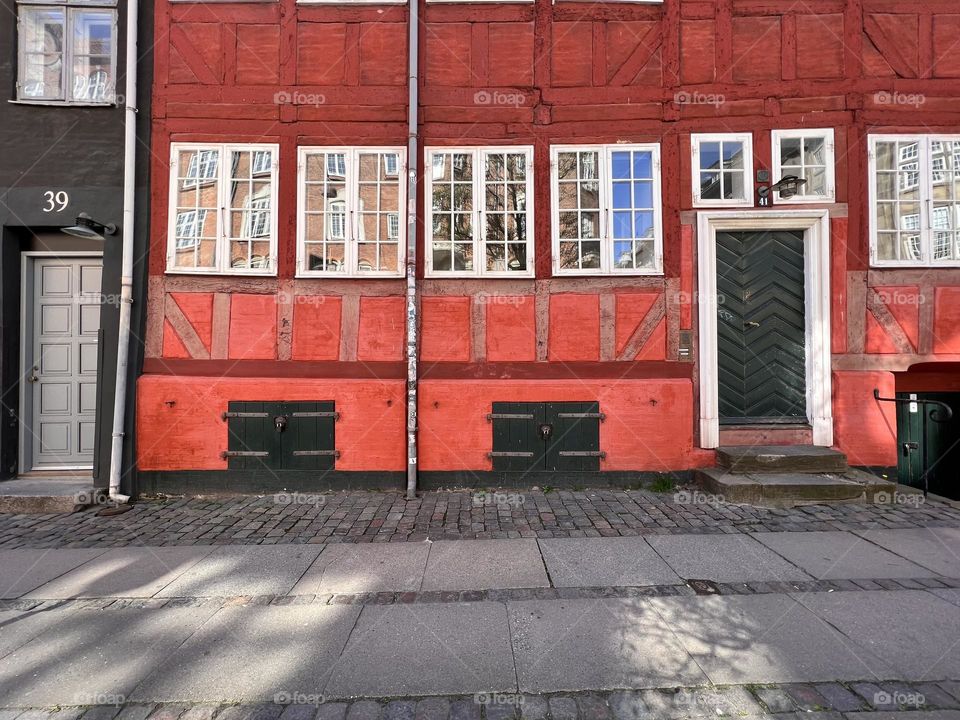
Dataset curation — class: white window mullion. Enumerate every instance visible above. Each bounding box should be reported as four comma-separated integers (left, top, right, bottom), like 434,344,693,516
348,148,358,275
217,144,229,273
601,148,612,275
474,149,483,278
920,137,931,265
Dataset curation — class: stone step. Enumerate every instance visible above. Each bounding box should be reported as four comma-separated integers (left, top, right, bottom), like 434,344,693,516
717,445,848,474
696,467,897,508
0,478,97,514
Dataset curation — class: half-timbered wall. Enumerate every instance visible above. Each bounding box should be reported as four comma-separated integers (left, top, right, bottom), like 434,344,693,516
138,0,960,484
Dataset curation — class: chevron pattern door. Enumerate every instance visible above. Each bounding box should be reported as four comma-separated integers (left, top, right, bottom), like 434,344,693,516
716,230,807,424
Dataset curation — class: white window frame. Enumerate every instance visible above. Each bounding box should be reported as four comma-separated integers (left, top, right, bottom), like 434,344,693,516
425,145,535,279
771,128,836,204
297,146,406,278
550,143,664,277
16,1,118,105
166,142,279,276
868,134,960,268
691,133,754,208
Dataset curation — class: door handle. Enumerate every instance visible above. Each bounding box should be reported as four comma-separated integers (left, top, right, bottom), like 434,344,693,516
745,321,760,328
26,366,39,383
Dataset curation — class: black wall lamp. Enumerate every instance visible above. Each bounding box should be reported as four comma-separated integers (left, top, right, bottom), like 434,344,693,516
770,175,807,199
61,213,117,241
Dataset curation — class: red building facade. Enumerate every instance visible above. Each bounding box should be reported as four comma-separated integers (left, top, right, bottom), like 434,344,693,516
137,0,960,491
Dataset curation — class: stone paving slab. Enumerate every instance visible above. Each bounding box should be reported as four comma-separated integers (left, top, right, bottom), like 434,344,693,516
291,542,430,595
926,589,960,608
0,608,78,659
853,528,960,578
752,532,938,580
2,490,958,549
156,546,323,598
24,547,218,599
508,598,709,692
0,549,106,598
645,534,812,583
649,594,894,684
0,606,220,707
324,602,515,698
420,540,548,591
537,537,681,588
795,590,960,681
129,604,361,703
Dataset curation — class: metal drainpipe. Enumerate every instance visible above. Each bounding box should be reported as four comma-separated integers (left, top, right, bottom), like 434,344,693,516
404,0,420,500
107,0,139,504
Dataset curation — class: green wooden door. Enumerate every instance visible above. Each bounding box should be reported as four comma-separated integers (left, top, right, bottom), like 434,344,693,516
716,230,807,424
896,392,960,499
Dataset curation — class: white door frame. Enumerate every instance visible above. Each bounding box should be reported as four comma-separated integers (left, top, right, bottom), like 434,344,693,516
696,210,833,448
19,251,103,474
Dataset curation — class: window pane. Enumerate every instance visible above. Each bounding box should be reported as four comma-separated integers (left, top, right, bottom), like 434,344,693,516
482,151,529,272
227,149,274,271
803,137,825,165
71,9,114,102
699,142,720,172
780,138,802,166
19,7,65,100
173,148,220,269
303,151,348,273
356,151,403,272
722,142,744,170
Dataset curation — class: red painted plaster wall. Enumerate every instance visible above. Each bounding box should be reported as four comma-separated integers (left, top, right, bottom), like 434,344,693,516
832,371,898,467
137,376,405,471
419,379,698,471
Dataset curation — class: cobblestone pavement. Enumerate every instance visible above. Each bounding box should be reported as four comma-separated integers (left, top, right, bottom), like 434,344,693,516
2,680,959,718
0,489,958,549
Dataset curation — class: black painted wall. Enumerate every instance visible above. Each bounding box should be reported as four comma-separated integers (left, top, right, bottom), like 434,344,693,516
0,0,152,494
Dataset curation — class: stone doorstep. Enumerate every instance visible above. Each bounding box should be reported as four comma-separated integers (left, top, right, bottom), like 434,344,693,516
696,467,898,508
0,478,99,514
716,445,850,474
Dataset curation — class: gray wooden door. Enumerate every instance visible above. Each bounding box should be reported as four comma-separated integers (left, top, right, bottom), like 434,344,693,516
716,230,807,424
27,258,102,469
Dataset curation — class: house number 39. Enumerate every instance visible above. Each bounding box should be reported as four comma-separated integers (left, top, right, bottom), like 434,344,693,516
42,191,69,213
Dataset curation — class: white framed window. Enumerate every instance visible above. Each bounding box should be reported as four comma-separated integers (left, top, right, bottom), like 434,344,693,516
298,146,406,277
16,0,117,104
771,129,835,203
691,133,753,207
425,146,535,278
550,144,663,276
167,143,279,275
869,134,960,267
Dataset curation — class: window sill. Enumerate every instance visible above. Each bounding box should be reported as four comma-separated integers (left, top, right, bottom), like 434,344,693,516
9,99,117,108
165,268,278,277
425,271,537,279
870,261,960,269
773,196,837,205
553,270,665,277
296,272,405,279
